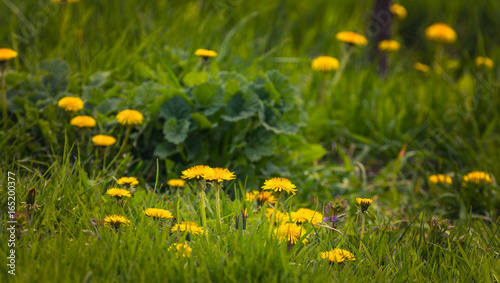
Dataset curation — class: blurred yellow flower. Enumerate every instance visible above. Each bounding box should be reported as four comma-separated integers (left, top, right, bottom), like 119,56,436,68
311,56,339,72
0,48,18,62
320,248,356,263
378,40,400,52
336,31,368,46
463,171,492,185
475,57,494,69
143,208,173,219
256,191,276,205
70,115,96,128
262,177,297,195
104,215,130,229
266,208,289,224
274,223,307,245
181,165,213,180
117,177,139,186
204,167,236,183
106,188,131,198
429,174,452,185
171,221,204,235
167,179,186,187
169,243,192,258
195,49,217,58
291,208,323,225
425,23,457,44
57,97,84,112
356,198,372,213
414,62,430,73
245,190,259,202
92,135,117,147
116,109,143,126
390,4,407,20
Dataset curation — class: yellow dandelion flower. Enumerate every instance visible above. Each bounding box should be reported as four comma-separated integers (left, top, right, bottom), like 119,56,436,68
204,167,236,183
143,208,173,219
311,56,339,72
425,23,457,44
245,190,259,202
168,243,192,258
116,109,143,126
106,188,131,198
256,191,276,205
57,96,84,112
274,223,307,245
475,57,494,69
336,31,368,46
117,177,139,186
262,177,297,195
181,165,213,180
92,135,117,147
266,208,289,224
104,215,130,229
356,198,373,213
291,208,323,225
390,4,407,20
70,115,96,128
0,48,18,62
167,179,186,187
428,174,452,185
415,62,430,73
171,221,204,235
463,171,492,185
320,248,356,264
195,49,217,58
378,40,400,52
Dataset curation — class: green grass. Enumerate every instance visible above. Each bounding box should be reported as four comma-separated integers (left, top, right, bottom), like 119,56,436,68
1,0,500,281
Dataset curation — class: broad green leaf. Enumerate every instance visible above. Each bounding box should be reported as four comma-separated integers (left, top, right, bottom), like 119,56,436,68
183,71,209,87
163,118,190,144
153,141,179,159
160,96,191,120
39,59,71,94
244,128,275,162
222,91,261,122
287,143,326,164
192,82,224,115
190,112,213,130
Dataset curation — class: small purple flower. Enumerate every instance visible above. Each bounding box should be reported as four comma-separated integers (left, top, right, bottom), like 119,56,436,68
323,215,339,223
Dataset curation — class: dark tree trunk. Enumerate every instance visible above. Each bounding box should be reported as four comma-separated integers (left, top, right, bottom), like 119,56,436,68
371,0,392,76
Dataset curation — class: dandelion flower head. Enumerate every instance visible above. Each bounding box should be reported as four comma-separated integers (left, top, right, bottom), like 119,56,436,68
476,57,494,69
167,179,186,187
195,49,217,58
116,109,143,126
204,167,236,183
171,221,204,235
106,188,131,198
117,177,139,186
181,165,213,180
463,171,492,185
336,31,368,46
378,40,400,52
262,177,297,195
291,208,323,225
274,223,307,245
428,174,452,185
425,23,457,44
143,208,173,219
390,4,407,20
0,48,18,62
92,135,117,147
320,248,356,263
104,215,131,229
70,115,96,128
57,96,84,112
311,56,339,72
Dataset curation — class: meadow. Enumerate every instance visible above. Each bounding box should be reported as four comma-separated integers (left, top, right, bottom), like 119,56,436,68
0,0,499,282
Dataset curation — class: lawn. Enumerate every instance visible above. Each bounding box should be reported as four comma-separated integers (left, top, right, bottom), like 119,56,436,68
0,0,499,282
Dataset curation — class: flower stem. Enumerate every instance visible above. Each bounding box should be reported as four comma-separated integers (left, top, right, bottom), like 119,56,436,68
1,65,7,130
359,213,366,251
214,183,223,234
106,126,131,171
198,180,209,240
268,193,282,238
330,44,353,91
